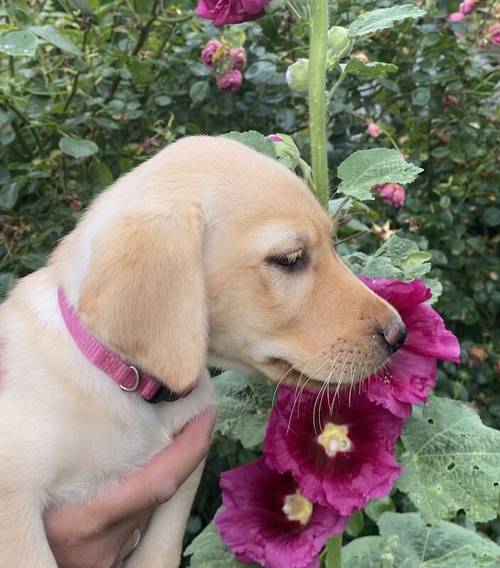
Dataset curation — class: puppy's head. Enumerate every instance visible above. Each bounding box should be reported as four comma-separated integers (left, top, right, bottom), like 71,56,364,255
74,136,404,393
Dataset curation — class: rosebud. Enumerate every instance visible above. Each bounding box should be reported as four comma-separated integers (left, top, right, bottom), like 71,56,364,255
489,23,500,45
286,58,309,95
459,0,476,15
216,69,243,93
367,123,382,138
267,134,283,142
327,26,352,58
201,39,223,69
443,94,459,107
229,47,247,71
374,183,406,207
448,12,465,22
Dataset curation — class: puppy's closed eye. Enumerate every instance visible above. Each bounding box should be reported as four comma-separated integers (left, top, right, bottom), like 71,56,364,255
267,249,308,272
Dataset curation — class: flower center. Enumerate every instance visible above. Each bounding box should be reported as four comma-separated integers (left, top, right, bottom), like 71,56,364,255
282,490,313,526
317,422,352,457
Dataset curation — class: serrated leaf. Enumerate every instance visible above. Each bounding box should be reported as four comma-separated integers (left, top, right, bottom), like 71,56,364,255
0,30,38,57
184,520,256,567
28,25,81,56
213,371,273,448
59,136,99,158
398,397,500,523
378,512,500,567
223,131,276,160
344,60,398,79
348,5,427,38
364,496,395,523
336,149,422,201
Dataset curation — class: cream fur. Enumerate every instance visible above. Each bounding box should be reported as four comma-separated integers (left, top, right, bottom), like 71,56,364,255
0,136,402,567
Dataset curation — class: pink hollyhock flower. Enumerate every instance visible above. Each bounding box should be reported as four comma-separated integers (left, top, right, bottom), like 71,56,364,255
216,458,347,568
201,39,224,68
459,0,476,15
264,387,404,516
216,69,243,92
374,183,406,207
448,11,465,22
229,46,247,70
196,0,269,26
267,134,283,142
489,24,500,45
361,277,461,417
367,123,382,138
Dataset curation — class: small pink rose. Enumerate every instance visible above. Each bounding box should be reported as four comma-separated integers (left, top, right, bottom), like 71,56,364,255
448,11,465,22
459,0,476,15
489,23,500,45
374,183,406,207
367,123,382,138
229,47,247,71
201,39,223,68
216,69,243,93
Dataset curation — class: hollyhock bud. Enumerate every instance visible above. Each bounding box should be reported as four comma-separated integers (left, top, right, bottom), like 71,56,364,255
196,0,270,26
286,58,309,95
448,12,465,22
201,39,223,69
489,23,500,45
367,123,382,138
374,183,406,207
327,26,352,58
216,69,243,93
459,0,476,15
229,46,247,71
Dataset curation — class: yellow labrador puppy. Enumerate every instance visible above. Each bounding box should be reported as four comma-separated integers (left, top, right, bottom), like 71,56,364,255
0,136,405,567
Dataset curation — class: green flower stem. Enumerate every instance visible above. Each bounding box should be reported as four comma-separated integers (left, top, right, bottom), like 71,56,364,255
308,0,330,210
327,69,347,105
325,533,342,568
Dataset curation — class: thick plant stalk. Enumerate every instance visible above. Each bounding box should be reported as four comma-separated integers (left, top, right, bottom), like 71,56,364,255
309,3,343,564
308,0,330,209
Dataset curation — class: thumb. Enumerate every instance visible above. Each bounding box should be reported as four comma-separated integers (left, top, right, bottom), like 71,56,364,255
90,408,216,525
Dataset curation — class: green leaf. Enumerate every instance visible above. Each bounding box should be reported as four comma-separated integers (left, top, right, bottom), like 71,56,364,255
128,59,153,86
348,5,427,37
245,61,278,85
190,80,210,103
336,148,422,201
184,520,256,567
20,252,47,271
0,30,38,57
92,159,113,188
344,60,398,79
412,86,431,107
364,496,395,523
0,272,16,299
343,535,399,568
398,397,500,523
346,510,364,537
28,25,81,56
59,136,99,158
223,131,276,160
213,370,273,449
378,512,500,567
0,182,21,210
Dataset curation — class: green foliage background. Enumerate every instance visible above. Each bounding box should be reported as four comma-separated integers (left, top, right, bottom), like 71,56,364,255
1,0,498,565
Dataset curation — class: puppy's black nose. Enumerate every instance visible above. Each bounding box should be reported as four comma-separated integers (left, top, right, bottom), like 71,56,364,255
382,321,407,353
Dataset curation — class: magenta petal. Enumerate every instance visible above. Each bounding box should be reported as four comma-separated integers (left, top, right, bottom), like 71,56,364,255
216,458,347,568
264,387,405,516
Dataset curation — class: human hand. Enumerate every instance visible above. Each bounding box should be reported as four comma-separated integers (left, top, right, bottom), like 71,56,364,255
45,409,216,568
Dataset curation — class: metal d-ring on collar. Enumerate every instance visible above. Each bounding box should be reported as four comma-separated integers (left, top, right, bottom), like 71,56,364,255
120,365,141,392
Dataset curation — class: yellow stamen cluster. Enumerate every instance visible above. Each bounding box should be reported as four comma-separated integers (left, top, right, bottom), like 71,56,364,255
317,422,352,457
282,490,313,526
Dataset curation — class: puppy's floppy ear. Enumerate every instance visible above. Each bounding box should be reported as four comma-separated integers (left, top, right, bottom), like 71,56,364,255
79,205,206,392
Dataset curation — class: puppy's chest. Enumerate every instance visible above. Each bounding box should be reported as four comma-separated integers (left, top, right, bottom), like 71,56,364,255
46,407,172,506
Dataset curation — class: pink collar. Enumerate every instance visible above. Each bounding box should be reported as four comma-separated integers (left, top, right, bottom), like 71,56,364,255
58,288,192,404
